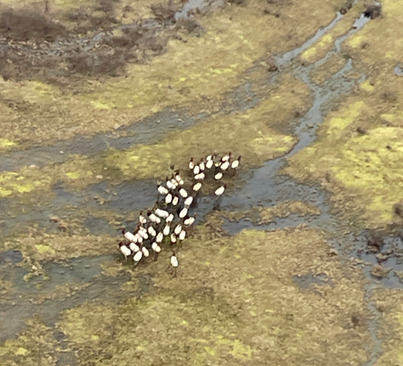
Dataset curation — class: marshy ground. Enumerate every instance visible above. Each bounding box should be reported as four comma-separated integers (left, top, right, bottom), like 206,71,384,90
1,0,403,365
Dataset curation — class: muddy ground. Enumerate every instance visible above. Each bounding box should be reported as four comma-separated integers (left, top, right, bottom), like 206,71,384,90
1,0,403,365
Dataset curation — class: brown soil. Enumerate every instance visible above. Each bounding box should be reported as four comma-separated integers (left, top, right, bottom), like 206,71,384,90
0,0,190,83
0,8,66,42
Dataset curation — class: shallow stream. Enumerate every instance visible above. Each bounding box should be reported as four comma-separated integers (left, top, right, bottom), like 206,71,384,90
0,2,395,365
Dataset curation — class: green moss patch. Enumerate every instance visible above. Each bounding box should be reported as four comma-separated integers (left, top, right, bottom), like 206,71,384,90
0,74,309,198
0,318,57,366
9,233,116,262
0,167,52,198
57,227,372,365
286,71,403,228
346,0,403,71
301,2,363,63
285,1,403,229
104,75,309,180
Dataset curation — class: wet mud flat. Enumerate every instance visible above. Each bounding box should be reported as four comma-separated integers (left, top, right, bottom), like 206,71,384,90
2,0,403,365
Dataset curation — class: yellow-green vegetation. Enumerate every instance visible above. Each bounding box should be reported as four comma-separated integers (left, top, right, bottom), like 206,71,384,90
3,1,400,364
0,318,57,366
55,155,106,189
258,200,321,223
0,153,108,198
286,94,403,227
333,127,403,222
0,0,345,149
217,200,321,225
0,166,53,198
0,138,18,150
286,0,403,229
8,233,116,262
0,74,308,198
36,282,91,304
56,227,372,365
347,0,403,69
300,2,363,63
105,74,308,180
309,54,346,85
372,288,403,366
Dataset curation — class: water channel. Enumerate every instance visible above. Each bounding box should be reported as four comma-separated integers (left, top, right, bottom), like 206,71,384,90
0,1,397,364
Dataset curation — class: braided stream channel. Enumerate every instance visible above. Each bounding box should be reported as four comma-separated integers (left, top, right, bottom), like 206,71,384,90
0,0,401,365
